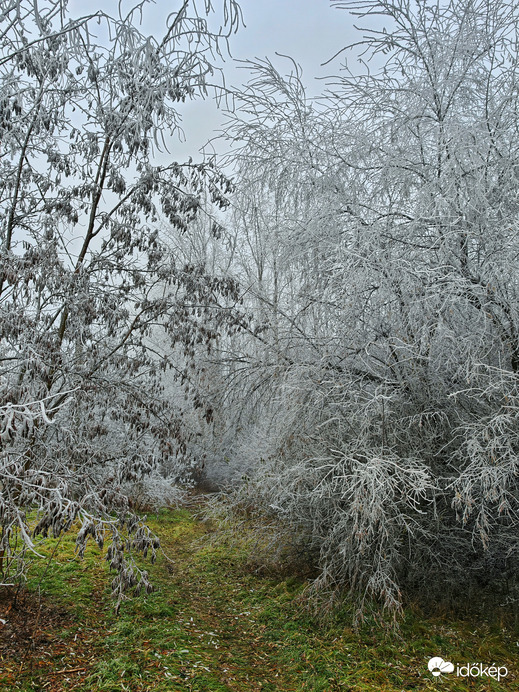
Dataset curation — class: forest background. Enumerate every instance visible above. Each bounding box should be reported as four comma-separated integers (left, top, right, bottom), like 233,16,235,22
1,0,519,619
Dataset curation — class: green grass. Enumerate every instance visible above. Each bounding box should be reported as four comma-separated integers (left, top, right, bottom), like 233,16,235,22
0,506,517,691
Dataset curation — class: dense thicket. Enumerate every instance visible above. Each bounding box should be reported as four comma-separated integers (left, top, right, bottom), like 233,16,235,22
204,0,519,613
3,0,519,618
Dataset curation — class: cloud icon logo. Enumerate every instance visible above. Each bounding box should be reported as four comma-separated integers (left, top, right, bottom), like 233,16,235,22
428,657,455,677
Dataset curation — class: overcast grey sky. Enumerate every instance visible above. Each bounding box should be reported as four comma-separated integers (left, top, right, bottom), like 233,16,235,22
230,0,356,84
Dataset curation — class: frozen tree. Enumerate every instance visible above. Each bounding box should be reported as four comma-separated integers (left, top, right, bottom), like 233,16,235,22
0,0,243,606
214,0,519,614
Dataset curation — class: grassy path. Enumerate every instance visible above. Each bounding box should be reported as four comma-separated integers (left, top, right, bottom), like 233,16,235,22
0,507,517,691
